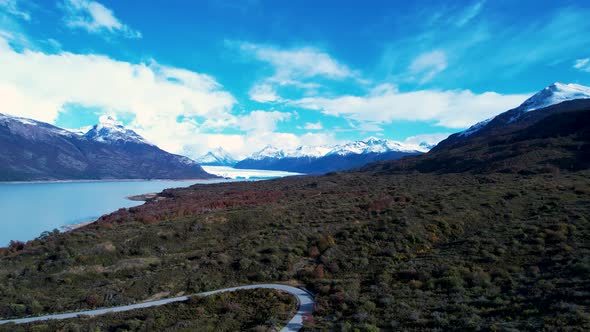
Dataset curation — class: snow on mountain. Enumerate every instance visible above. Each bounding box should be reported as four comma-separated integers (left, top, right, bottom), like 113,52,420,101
289,145,333,158
328,137,424,156
459,82,590,137
248,137,427,160
196,147,238,166
458,118,493,137
519,82,590,113
0,113,76,137
84,115,151,145
251,145,287,160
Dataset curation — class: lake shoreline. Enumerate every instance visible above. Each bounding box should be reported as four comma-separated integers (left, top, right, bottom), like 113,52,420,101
127,192,159,201
0,168,297,246
0,178,219,185
61,220,97,232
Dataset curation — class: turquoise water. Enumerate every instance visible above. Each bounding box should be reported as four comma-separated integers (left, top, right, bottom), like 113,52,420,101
0,179,229,246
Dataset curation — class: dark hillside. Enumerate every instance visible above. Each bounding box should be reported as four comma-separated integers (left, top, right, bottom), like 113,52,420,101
361,106,590,175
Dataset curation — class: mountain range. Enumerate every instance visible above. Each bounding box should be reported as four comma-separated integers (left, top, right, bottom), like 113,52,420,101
233,137,428,174
2,82,589,180
0,115,215,181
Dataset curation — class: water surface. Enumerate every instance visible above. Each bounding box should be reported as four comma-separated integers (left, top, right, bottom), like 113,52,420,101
0,179,225,246
0,167,304,246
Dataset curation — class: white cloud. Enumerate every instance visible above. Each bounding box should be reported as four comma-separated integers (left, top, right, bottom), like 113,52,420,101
291,83,530,129
237,110,291,132
0,36,235,154
236,42,360,102
409,50,447,83
303,122,323,130
241,42,354,82
404,133,451,146
0,0,30,20
249,83,281,102
574,58,590,72
61,0,141,38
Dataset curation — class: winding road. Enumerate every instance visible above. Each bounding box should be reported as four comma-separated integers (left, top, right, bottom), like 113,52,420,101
0,284,315,332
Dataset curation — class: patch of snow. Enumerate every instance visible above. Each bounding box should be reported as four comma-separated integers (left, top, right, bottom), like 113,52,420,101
84,116,152,145
196,147,237,165
246,137,426,161
458,117,493,137
0,113,76,137
251,145,286,160
519,82,590,113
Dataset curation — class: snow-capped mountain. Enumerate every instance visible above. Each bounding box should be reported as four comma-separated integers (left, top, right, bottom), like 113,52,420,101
251,145,287,160
0,113,215,181
459,82,590,137
437,82,590,150
250,145,333,160
196,147,238,166
328,137,428,156
84,116,151,145
519,82,590,113
234,137,426,174
248,137,426,161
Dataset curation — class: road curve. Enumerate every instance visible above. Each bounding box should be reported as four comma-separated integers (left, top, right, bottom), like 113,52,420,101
0,284,314,332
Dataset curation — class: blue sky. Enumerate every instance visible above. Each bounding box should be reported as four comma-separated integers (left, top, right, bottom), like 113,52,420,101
0,0,589,158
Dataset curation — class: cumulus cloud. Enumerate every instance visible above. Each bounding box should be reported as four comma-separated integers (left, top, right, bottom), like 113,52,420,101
0,35,333,158
0,36,235,153
235,42,360,102
60,0,141,38
0,0,30,20
249,83,281,103
290,83,531,128
240,42,354,82
574,58,590,72
237,110,291,132
409,50,447,83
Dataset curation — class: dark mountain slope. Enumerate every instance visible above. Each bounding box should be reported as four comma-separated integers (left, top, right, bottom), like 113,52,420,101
360,101,590,175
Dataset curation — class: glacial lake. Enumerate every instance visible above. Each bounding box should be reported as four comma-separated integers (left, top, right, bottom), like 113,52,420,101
0,179,230,246
0,167,303,246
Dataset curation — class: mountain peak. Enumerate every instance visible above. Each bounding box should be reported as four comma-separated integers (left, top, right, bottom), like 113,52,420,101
98,115,121,128
519,82,590,113
251,145,285,160
196,147,237,166
459,82,590,138
84,116,151,145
